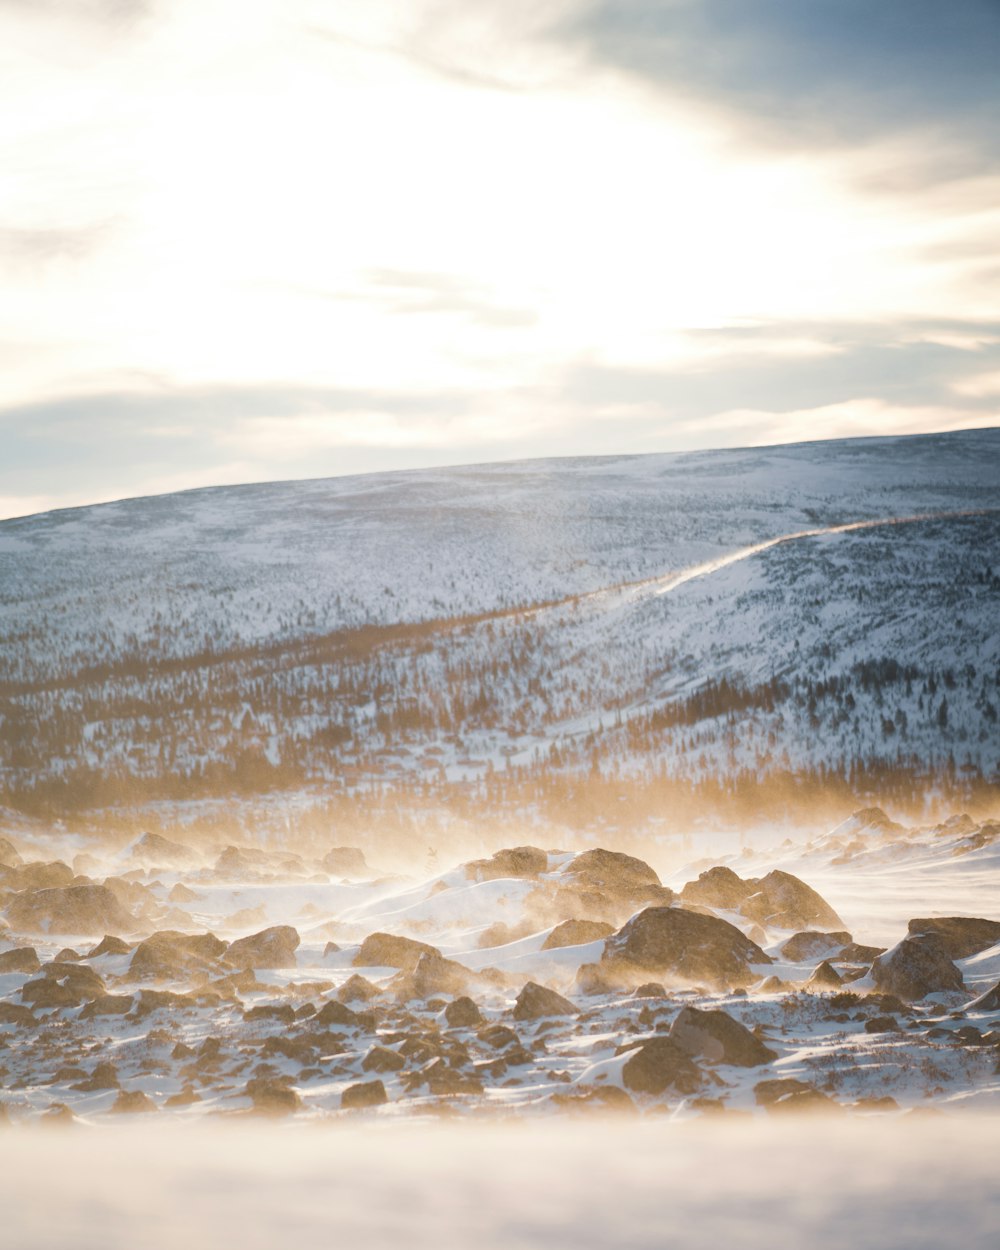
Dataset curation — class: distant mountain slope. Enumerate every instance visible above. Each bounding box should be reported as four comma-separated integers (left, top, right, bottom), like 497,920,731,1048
0,428,998,833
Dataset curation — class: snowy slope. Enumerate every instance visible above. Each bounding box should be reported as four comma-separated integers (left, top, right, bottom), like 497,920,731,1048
0,428,998,829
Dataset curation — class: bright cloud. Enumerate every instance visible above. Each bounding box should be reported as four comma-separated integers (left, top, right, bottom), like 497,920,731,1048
0,0,997,517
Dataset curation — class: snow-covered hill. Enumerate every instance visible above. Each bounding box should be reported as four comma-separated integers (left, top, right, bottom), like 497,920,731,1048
0,428,998,836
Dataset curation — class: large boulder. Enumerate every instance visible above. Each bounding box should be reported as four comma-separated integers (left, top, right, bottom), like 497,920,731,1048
740,870,843,930
4,861,75,892
322,847,369,877
906,917,1000,960
513,981,578,1020
129,931,228,981
541,919,614,950
465,846,548,881
669,1006,777,1067
392,952,473,1001
354,932,440,970
621,1037,701,1096
0,946,40,974
871,933,965,1000
602,906,770,988
6,884,137,935
680,866,754,911
565,848,662,897
225,925,300,969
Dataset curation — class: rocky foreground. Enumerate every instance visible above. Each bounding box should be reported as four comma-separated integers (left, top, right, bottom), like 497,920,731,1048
0,817,999,1123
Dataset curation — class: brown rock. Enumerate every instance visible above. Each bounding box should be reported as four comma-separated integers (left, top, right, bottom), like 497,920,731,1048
907,917,1000,960
444,996,482,1028
226,925,300,969
871,933,965,1000
780,931,853,962
622,1037,701,1096
354,932,440,971
80,994,133,1018
110,1090,157,1114
465,846,548,882
740,870,843,930
246,1077,300,1115
513,982,578,1020
541,919,614,950
669,1006,777,1067
0,946,40,974
603,907,770,988
6,884,136,935
341,1079,387,1110
362,1045,406,1074
322,847,369,877
129,931,227,981
680,866,754,911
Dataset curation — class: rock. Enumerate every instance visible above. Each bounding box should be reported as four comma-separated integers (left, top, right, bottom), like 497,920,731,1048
362,1045,406,1074
22,962,106,1008
550,1085,637,1115
754,1078,816,1106
740,870,843,930
907,917,1000,960
804,960,843,989
669,1006,777,1067
354,932,441,970
465,846,548,882
129,832,196,866
86,935,131,958
513,982,578,1020
244,1003,296,1024
565,849,663,899
338,974,380,1003
680,866,755,911
321,847,369,877
622,1038,701,1095
633,982,668,998
871,933,965,1000
6,884,137,935
766,1088,842,1115
478,1023,520,1050
80,994,133,1018
780,931,853,962
342,1079,387,1110
966,981,1000,1012
444,996,483,1028
865,1015,900,1034
603,907,770,989
0,1002,35,1026
5,861,75,892
477,921,534,949
0,946,40,974
541,919,614,950
246,1077,300,1115
837,942,885,963
226,925,300,969
129,931,228,981
130,989,196,1018
0,836,22,867
398,952,472,1001
322,941,341,957
110,1090,157,1114
168,883,199,903
315,1000,361,1028
72,1061,120,1091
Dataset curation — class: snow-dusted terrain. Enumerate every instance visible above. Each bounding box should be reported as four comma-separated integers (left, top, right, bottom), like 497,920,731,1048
0,428,997,840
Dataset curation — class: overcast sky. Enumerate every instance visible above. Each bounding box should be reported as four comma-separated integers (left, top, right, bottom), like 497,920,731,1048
1,0,998,518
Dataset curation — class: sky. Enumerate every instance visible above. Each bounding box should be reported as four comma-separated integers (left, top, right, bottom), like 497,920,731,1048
1,0,998,520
